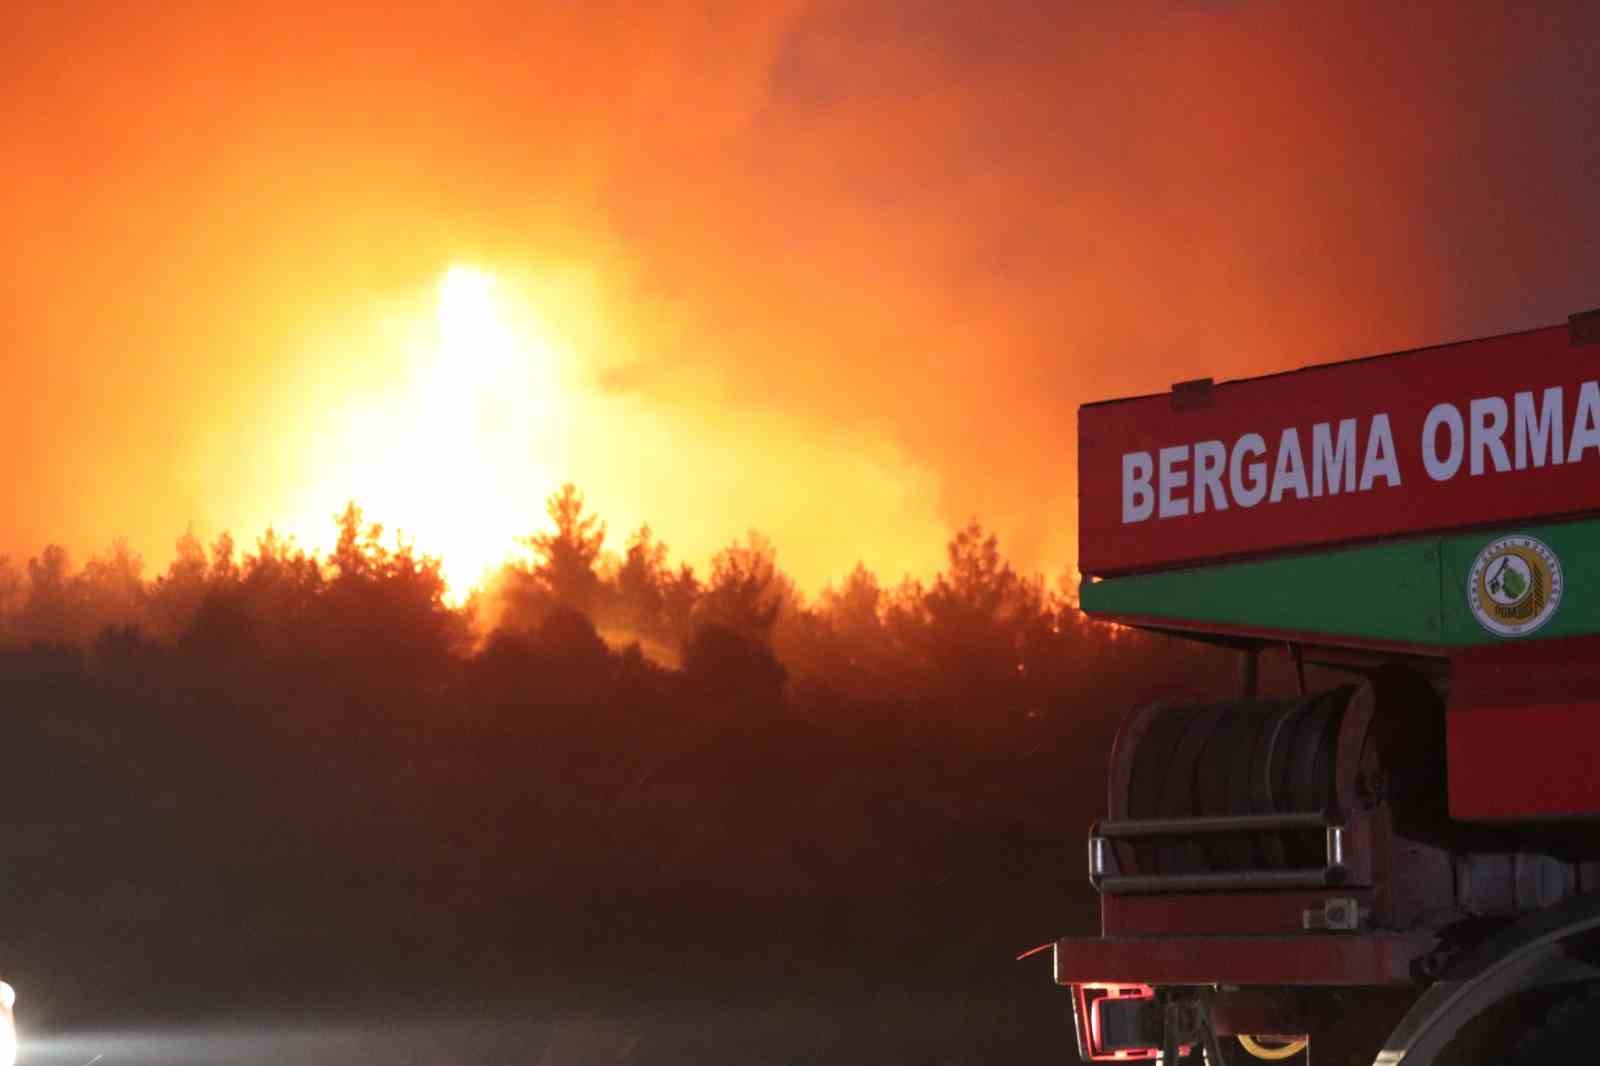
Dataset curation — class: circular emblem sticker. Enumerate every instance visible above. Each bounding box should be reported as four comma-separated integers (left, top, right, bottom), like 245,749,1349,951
1467,535,1563,638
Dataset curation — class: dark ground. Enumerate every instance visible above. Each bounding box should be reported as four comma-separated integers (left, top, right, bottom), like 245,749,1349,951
0,641,1123,1064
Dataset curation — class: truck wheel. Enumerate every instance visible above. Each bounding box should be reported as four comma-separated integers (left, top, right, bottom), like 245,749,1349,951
1429,980,1600,1066
1499,981,1600,1063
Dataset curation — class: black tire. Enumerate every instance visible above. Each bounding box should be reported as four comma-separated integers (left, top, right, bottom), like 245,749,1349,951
1430,980,1600,1066
1501,980,1600,1063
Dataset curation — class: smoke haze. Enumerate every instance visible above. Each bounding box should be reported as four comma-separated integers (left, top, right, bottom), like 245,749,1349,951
6,1,1598,588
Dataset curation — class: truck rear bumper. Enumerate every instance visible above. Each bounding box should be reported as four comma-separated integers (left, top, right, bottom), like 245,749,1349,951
1054,933,1433,987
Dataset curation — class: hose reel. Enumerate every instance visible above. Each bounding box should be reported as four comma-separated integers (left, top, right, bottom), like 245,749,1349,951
1091,684,1380,892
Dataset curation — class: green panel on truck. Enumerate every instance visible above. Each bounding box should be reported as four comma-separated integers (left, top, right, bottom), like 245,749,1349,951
1080,516,1600,649
1079,537,1443,646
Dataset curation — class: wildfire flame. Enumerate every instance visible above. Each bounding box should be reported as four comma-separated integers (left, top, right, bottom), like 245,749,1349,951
285,265,565,600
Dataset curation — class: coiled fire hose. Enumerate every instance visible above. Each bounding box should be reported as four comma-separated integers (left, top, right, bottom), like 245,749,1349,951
1237,1034,1310,1060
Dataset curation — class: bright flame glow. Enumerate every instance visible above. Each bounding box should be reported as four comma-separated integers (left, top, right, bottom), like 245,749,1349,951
263,260,953,605
437,266,515,382
285,266,566,601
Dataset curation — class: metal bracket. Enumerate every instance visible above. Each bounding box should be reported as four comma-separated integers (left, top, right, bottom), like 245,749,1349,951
1570,307,1600,346
1303,896,1368,932
1170,376,1215,410
1088,811,1354,895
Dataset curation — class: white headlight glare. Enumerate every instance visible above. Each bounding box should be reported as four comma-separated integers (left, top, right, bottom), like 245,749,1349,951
0,980,16,1066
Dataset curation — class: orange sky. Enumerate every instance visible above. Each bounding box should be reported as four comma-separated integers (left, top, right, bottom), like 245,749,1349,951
5,2,1599,595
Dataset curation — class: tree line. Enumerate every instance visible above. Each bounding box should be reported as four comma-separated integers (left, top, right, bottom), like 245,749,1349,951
0,484,1171,715
0,485,1240,1059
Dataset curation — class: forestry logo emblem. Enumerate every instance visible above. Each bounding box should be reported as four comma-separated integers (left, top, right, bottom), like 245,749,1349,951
1468,535,1562,638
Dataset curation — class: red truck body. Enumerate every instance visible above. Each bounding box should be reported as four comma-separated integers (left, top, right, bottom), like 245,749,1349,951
1058,310,1600,1065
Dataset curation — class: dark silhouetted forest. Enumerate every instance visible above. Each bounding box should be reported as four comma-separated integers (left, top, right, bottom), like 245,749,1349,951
0,487,1247,1063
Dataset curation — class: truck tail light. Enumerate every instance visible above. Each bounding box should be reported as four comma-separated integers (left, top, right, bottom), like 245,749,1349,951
1070,983,1190,1062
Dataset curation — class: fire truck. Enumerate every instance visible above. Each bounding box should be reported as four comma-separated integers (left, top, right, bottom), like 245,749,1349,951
1056,309,1600,1064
